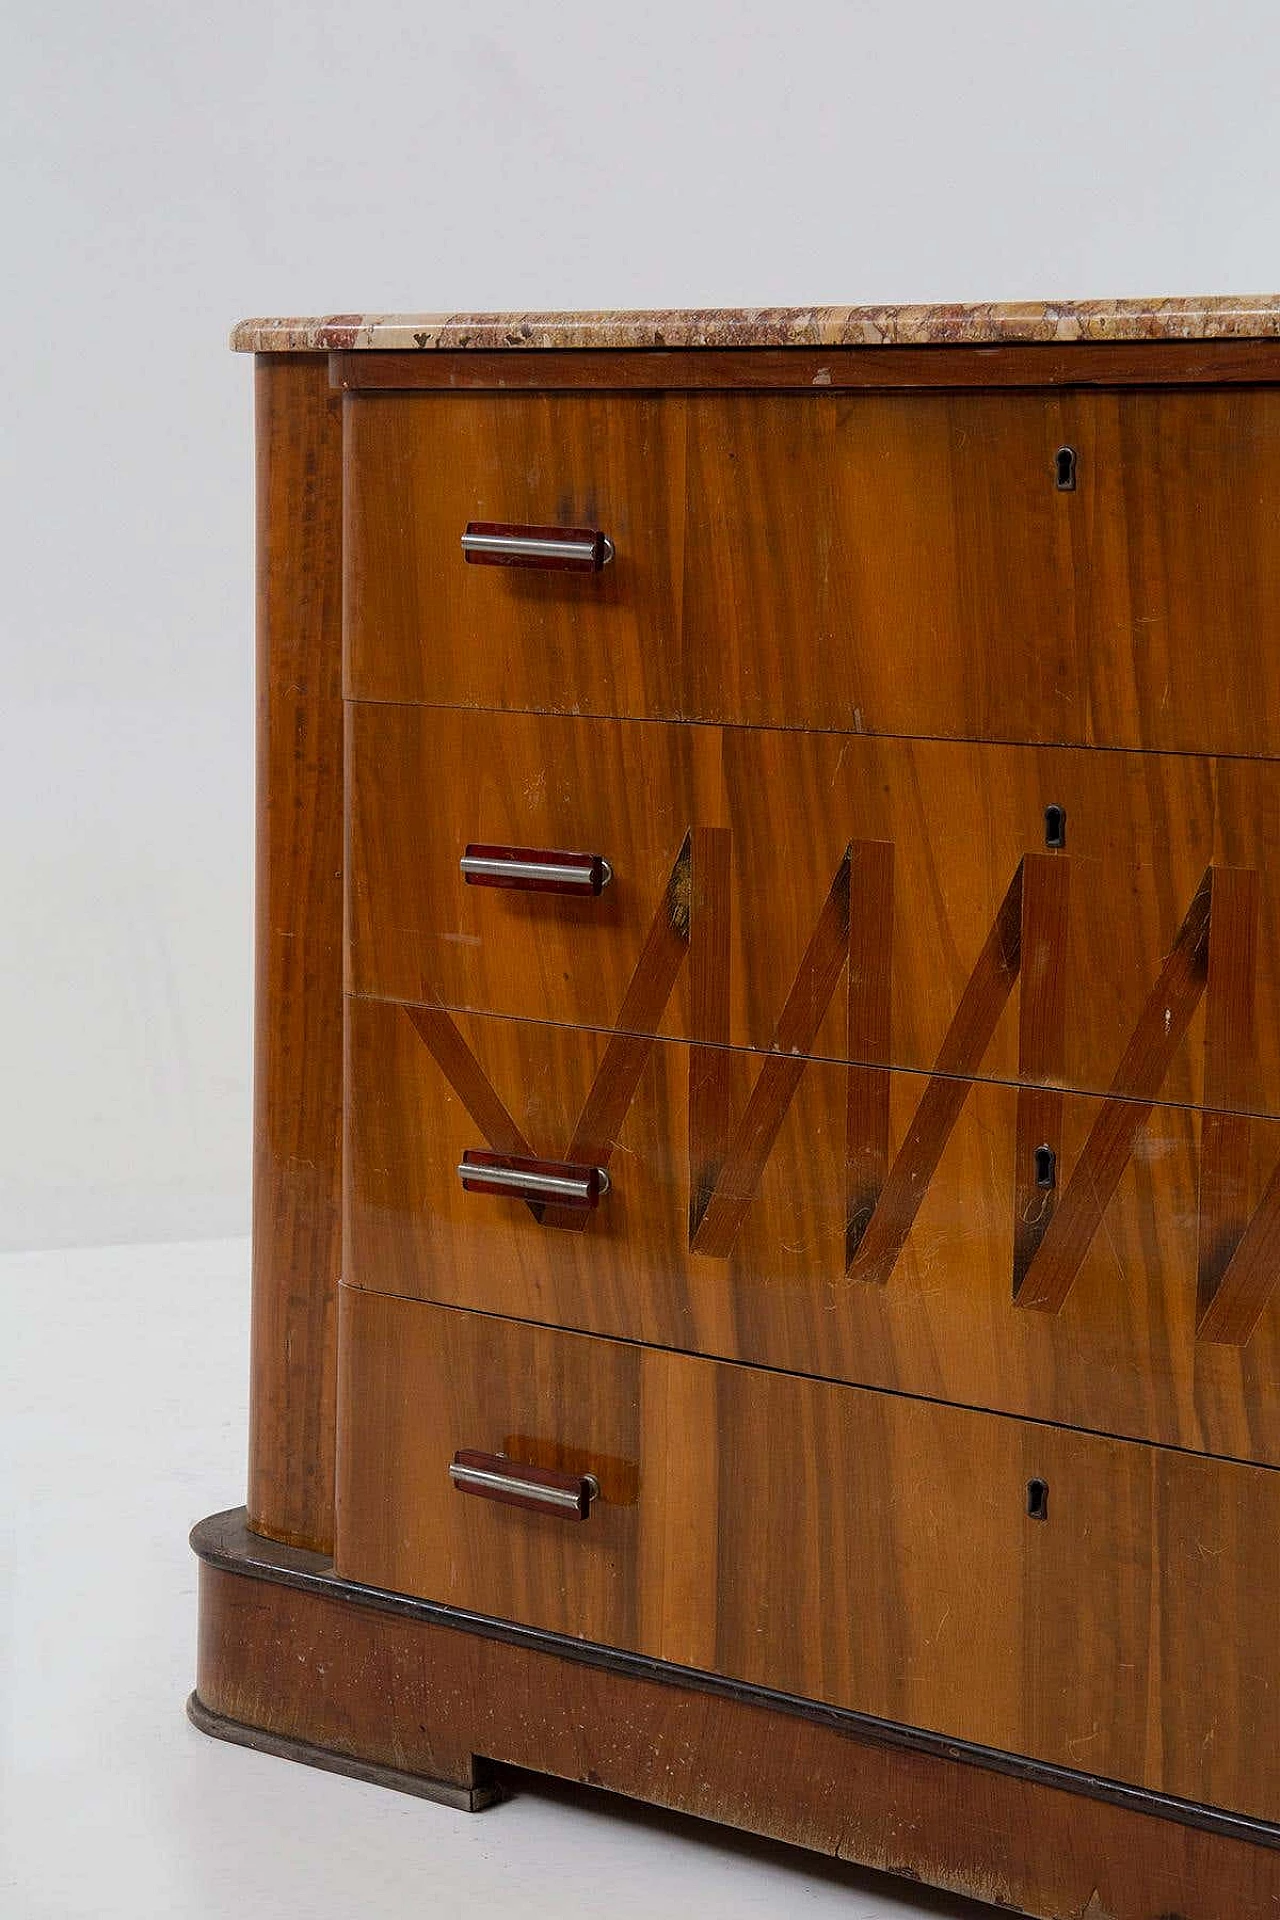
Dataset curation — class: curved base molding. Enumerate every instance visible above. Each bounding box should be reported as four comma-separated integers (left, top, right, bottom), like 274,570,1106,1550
191,1508,1280,1919
186,1692,500,1810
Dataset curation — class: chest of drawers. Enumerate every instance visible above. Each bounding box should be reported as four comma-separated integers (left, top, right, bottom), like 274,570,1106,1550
192,301,1280,1918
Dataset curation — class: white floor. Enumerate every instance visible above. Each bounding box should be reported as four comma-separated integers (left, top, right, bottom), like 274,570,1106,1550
2,1238,994,1918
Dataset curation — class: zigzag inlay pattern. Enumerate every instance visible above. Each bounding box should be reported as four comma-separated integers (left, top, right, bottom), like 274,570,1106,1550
406,835,1279,1346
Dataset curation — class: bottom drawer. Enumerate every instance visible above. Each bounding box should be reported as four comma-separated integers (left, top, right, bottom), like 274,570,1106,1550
334,1288,1280,1823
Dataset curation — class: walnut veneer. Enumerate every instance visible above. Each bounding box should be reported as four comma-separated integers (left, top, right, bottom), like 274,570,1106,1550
335,1289,1280,1822
194,316,1280,1919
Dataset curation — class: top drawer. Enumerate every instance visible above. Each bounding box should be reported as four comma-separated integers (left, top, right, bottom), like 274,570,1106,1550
345,387,1280,756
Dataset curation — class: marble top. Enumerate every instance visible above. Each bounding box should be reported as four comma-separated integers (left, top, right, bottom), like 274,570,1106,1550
232,297,1280,353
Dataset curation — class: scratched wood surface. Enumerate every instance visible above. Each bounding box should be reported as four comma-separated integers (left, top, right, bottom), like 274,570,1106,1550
197,1542,1280,1920
349,702,1280,1117
344,386,1280,757
333,1289,1280,1823
344,993,1280,1464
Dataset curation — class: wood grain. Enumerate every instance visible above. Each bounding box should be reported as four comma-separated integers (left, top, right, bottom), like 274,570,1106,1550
843,839,895,1262
687,825,732,1237
690,849,851,1257
1013,854,1070,1291
1199,1154,1280,1347
1015,870,1214,1312
344,386,1280,757
333,1290,1280,1823
249,355,345,1552
196,1533,1280,1920
344,994,1280,1464
236,341,1280,1910
348,703,1280,1116
343,388,688,720
1197,867,1262,1339
329,337,1280,391
847,859,1023,1281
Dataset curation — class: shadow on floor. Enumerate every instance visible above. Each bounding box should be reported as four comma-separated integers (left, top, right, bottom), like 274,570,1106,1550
489,1765,1004,1917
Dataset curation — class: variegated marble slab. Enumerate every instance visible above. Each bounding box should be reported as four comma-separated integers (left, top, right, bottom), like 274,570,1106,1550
232,296,1280,352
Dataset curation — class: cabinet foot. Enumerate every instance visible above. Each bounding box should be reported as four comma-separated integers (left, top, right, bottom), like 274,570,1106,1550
186,1692,501,1810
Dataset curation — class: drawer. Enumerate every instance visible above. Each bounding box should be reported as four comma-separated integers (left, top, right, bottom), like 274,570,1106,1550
350,702,1280,1117
346,994,1280,1465
344,387,1280,757
335,1289,1280,1823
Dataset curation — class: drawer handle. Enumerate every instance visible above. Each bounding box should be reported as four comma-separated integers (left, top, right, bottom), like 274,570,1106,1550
450,1449,599,1520
461,521,615,571
461,844,613,895
458,1149,610,1209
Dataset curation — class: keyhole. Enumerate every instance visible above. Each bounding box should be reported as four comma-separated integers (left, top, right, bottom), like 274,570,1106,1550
1034,1145,1056,1190
1044,804,1067,849
1027,1479,1050,1521
1055,446,1077,491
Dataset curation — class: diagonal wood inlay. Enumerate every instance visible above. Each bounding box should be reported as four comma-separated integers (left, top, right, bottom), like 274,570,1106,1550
1199,1153,1280,1345
543,836,696,1230
847,860,1025,1285
1015,869,1214,1313
1012,853,1071,1294
404,832,1277,1345
690,849,853,1258
1195,867,1273,1344
412,835,697,1235
845,842,896,1268
404,1003,535,1161
687,827,733,1241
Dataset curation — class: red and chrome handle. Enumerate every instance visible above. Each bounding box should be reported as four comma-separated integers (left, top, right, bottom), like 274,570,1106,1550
461,522,614,572
460,844,613,895
449,1449,599,1520
458,1149,610,1210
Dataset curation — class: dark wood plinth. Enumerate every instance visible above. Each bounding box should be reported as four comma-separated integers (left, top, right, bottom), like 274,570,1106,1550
185,1691,501,1810
191,1508,1280,1918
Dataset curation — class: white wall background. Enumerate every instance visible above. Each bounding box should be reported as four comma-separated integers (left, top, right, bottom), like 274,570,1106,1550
3,0,1277,1250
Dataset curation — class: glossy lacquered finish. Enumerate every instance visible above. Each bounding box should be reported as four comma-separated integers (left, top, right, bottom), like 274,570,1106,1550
344,995,1280,1464
344,386,1280,757
349,702,1280,1117
334,1290,1280,1824
214,328,1280,1920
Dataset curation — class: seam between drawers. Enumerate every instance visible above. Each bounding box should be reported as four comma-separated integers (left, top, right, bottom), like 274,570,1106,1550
335,1280,1280,1478
344,986,1280,1126
339,691,1280,768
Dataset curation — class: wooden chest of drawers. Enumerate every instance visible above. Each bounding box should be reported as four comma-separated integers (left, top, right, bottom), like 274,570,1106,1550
192,301,1280,1919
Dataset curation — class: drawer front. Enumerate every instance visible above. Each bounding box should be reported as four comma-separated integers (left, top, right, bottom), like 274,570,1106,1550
345,387,1280,757
351,702,1280,1117
346,994,1280,1465
335,1290,1280,1823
